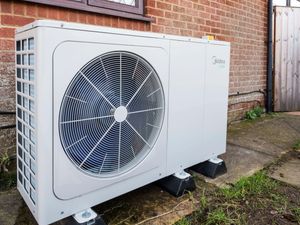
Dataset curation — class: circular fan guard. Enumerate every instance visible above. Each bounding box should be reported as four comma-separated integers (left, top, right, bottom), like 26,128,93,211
59,51,165,177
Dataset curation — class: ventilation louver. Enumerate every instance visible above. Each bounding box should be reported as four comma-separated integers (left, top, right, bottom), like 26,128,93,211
59,51,164,177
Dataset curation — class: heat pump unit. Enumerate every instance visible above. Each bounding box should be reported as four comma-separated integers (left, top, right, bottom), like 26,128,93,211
15,20,230,224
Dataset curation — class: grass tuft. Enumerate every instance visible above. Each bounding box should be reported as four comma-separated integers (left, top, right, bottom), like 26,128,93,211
205,208,233,225
174,217,191,225
221,171,277,199
292,207,300,223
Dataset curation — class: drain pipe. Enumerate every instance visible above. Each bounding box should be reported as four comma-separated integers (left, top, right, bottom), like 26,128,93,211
266,0,273,113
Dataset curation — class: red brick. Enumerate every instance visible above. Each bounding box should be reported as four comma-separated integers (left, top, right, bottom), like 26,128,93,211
26,3,37,17
211,28,221,34
147,7,164,17
157,18,172,26
187,23,198,30
199,25,210,33
58,8,69,21
0,28,15,38
165,26,180,35
205,6,216,14
69,11,78,22
48,7,59,20
37,5,48,18
103,16,112,27
0,1,12,13
13,2,25,15
180,0,192,8
165,12,179,20
132,21,140,30
193,3,205,11
180,14,192,22
0,40,14,51
0,52,14,63
157,2,171,11
173,20,186,29
151,24,164,33
147,0,155,8
172,5,185,13
216,9,226,16
1,15,34,26
111,17,119,27
165,0,179,4
87,14,96,25
180,29,192,36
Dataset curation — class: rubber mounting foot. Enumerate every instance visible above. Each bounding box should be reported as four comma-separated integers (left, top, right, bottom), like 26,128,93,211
66,216,107,225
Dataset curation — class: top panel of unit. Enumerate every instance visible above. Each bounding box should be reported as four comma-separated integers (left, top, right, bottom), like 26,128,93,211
16,20,229,46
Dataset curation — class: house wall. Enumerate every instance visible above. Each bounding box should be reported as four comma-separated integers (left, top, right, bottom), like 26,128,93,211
0,0,267,156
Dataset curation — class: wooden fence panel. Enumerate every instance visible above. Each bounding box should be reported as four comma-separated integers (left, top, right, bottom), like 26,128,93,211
274,7,300,111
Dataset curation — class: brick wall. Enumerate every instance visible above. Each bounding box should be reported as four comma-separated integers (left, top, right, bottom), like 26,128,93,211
0,0,267,155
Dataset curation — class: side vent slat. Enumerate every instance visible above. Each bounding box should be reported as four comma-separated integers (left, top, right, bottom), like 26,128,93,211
16,38,37,206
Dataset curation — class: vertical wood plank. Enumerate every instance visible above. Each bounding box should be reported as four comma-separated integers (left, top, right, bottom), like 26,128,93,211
282,8,288,111
274,6,300,111
292,8,298,110
286,8,294,110
274,7,282,111
296,9,300,110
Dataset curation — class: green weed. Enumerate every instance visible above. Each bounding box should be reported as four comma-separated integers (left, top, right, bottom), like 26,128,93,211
245,106,264,120
0,151,10,173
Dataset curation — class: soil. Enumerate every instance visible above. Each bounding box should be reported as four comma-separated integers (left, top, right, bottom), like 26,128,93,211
177,151,300,225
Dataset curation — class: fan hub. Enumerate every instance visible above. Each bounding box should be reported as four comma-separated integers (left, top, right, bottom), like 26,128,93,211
114,106,128,122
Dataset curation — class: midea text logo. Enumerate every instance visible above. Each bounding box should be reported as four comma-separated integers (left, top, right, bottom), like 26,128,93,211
212,56,226,65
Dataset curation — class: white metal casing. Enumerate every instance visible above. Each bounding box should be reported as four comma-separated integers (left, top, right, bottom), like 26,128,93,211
15,20,230,225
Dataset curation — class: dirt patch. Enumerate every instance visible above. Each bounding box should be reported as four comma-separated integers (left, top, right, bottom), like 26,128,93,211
175,151,300,225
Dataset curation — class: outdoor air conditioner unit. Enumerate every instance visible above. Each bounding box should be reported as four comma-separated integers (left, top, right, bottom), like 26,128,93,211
15,20,230,225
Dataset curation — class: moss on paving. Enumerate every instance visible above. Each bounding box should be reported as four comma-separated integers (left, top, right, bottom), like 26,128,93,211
293,140,300,151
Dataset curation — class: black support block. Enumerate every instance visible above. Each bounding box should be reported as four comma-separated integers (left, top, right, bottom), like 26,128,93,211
157,172,196,197
191,158,227,179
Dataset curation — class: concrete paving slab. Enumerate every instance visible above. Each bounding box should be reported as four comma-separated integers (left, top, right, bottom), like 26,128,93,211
227,116,300,156
282,115,300,133
269,158,300,188
285,112,300,116
0,189,23,225
202,144,275,187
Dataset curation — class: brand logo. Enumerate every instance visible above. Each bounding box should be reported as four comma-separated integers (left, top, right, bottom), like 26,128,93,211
212,56,225,65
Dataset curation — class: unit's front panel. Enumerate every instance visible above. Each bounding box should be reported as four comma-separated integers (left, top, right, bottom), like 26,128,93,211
167,40,206,173
203,44,230,155
52,31,169,200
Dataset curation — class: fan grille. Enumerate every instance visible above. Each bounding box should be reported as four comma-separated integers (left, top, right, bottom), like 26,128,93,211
59,51,164,177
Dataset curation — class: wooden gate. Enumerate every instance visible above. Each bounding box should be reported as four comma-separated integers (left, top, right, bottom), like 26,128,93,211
274,7,300,111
